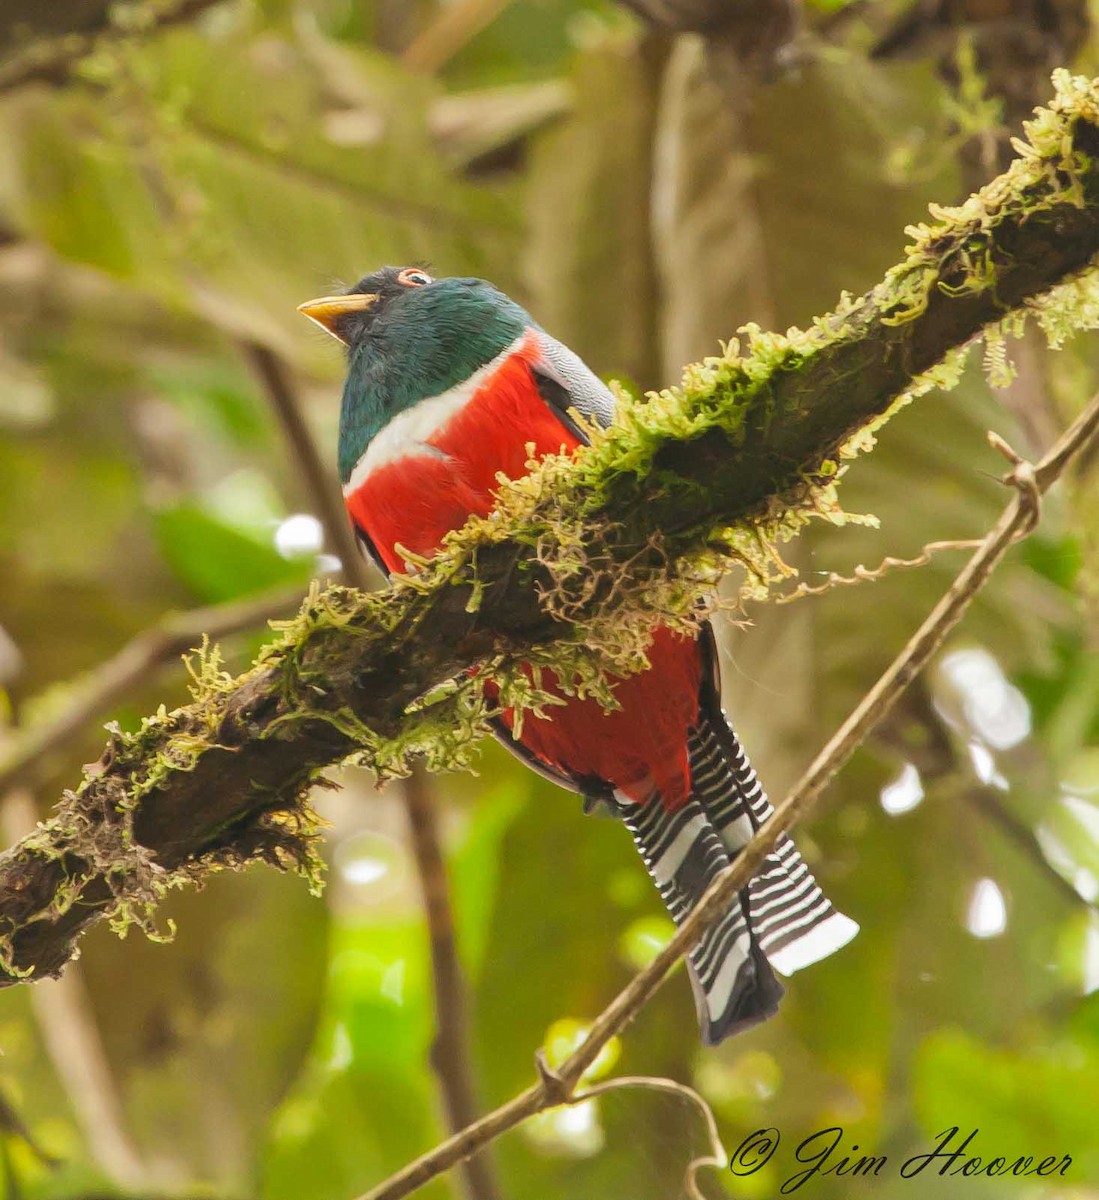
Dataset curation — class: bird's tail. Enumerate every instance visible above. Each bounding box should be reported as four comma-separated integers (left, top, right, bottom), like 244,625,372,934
621,708,858,1044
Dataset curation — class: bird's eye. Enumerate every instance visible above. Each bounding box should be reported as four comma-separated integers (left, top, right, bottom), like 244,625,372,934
398,268,433,287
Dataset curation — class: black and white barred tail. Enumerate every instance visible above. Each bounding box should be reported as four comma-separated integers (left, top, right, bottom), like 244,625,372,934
621,707,858,1044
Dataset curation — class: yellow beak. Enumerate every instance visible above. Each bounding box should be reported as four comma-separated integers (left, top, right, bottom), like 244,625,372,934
296,293,379,344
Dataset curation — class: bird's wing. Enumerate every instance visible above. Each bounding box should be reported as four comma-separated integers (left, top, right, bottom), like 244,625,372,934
487,331,618,801
352,518,390,579
529,330,617,438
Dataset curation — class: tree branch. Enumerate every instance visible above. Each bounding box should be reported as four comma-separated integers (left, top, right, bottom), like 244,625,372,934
0,72,1099,989
0,586,302,797
352,389,1099,1200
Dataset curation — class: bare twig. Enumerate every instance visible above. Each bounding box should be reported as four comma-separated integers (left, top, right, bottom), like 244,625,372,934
882,683,1096,917
353,392,1099,1200
773,538,985,604
403,769,502,1200
401,0,514,75
0,0,228,95
0,1084,59,1169
247,341,501,1200
241,341,369,590
570,1075,726,1200
962,784,1095,912
0,586,302,797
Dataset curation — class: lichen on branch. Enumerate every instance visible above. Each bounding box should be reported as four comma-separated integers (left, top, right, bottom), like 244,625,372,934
4,70,1099,985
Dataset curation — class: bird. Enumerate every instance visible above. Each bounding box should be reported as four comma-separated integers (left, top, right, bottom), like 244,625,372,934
298,266,858,1044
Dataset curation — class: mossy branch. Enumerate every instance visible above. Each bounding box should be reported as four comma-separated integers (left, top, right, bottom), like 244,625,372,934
4,72,1099,984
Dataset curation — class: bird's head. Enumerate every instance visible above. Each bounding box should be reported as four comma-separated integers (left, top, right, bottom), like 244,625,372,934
298,266,531,355
298,265,433,347
299,267,534,482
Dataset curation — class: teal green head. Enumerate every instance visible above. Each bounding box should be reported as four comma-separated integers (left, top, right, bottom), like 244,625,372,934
299,266,533,483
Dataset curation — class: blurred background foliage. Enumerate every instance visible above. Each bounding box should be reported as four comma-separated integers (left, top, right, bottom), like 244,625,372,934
1,1,1098,1198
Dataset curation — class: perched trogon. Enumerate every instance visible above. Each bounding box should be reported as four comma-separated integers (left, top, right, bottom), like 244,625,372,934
299,267,858,1044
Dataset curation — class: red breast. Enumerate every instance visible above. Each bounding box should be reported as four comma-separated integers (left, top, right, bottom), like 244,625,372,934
344,339,700,808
